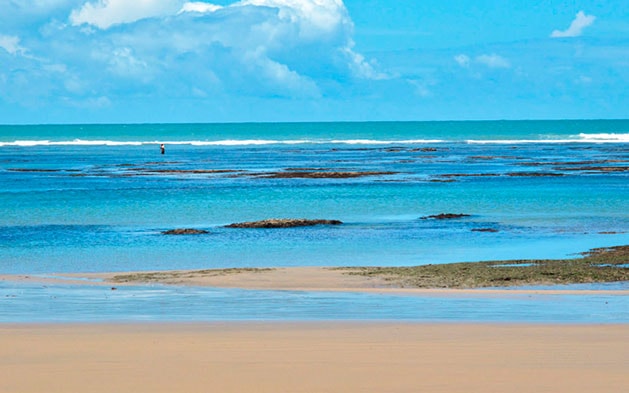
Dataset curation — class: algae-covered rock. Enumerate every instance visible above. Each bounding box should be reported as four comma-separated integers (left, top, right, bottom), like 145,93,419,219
421,213,471,220
226,219,342,228
162,228,209,235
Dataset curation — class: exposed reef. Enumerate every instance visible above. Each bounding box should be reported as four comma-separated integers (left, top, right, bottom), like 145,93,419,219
135,169,239,175
251,171,398,179
439,173,500,178
161,228,210,235
342,245,629,289
414,147,440,152
225,219,343,228
420,213,471,220
8,168,62,172
520,159,628,167
555,166,628,173
506,172,564,177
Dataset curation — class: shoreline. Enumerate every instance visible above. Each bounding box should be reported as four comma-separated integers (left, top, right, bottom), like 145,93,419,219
1,322,627,393
4,245,627,295
2,266,628,296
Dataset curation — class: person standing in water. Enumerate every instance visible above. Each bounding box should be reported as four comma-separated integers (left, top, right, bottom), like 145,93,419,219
160,144,165,154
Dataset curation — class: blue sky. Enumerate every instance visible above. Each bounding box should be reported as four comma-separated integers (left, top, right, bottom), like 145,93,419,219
0,0,627,123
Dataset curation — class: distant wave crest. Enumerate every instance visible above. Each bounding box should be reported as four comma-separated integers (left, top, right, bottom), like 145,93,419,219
0,139,144,147
1,133,627,147
467,133,629,144
0,138,444,147
577,133,629,142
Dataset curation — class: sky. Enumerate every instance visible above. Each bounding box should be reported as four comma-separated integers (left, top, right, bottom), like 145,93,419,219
0,0,627,124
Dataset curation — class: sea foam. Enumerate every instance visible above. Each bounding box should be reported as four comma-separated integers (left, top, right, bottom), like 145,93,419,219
0,138,444,147
467,133,629,144
1,133,627,147
577,133,629,142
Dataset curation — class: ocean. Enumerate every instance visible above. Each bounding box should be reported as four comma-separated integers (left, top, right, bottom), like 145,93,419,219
1,120,628,322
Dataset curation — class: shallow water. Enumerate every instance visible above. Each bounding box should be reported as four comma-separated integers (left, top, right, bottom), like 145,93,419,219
1,121,627,322
1,281,627,323
1,130,628,273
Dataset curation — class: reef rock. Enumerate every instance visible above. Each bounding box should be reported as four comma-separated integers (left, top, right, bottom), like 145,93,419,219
255,171,397,179
162,228,209,235
226,219,342,228
421,213,471,220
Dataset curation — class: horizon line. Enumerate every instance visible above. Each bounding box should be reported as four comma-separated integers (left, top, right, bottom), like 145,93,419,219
1,118,628,127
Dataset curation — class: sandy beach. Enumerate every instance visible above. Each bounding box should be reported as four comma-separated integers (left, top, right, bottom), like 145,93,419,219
3,266,628,295
2,267,388,291
1,322,627,393
2,267,627,391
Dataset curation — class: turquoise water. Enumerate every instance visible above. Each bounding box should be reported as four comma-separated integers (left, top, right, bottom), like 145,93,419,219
1,120,628,143
1,120,628,322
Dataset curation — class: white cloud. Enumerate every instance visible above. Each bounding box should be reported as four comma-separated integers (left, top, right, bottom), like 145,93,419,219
107,47,149,77
454,54,470,67
1,0,384,108
179,2,222,13
245,51,321,97
70,0,185,29
341,40,388,80
0,35,26,55
475,54,510,68
551,11,596,38
240,0,351,40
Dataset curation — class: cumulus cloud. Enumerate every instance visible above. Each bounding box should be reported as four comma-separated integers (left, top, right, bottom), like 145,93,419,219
70,0,185,29
551,11,595,38
239,0,350,40
0,0,383,109
179,2,222,13
475,54,510,68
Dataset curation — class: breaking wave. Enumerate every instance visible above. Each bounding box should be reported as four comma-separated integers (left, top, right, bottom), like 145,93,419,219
468,133,629,144
0,133,627,147
0,138,444,147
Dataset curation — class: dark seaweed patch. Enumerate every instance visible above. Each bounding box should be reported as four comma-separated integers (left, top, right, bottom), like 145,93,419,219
343,245,629,288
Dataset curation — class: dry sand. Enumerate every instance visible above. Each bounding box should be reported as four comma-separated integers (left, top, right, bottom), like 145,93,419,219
1,322,627,393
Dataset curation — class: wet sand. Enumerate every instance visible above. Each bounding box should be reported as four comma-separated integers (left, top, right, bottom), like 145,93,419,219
2,267,386,290
1,322,627,393
2,266,627,295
